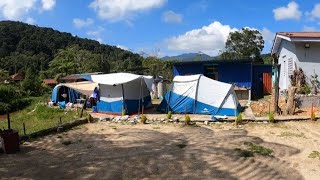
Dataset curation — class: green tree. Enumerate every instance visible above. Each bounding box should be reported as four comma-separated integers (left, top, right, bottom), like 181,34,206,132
21,68,42,96
221,28,264,62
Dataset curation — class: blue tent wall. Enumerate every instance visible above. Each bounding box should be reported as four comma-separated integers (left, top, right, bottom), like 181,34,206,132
97,96,151,115
51,85,80,103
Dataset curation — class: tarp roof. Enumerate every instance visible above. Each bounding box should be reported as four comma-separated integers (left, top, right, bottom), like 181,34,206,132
59,81,98,96
91,73,144,85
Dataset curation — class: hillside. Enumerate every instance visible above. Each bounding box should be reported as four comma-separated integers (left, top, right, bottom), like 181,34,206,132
161,53,214,61
0,21,142,75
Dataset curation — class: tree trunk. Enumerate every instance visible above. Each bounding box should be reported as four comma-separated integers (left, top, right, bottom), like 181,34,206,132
284,86,297,115
274,64,281,114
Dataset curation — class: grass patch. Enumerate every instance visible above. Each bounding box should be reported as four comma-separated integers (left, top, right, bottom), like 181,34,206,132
308,151,320,159
278,131,306,138
235,142,273,157
152,126,161,129
244,142,273,156
0,97,78,135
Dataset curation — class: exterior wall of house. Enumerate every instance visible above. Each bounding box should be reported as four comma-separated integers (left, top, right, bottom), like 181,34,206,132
295,42,320,84
277,39,297,90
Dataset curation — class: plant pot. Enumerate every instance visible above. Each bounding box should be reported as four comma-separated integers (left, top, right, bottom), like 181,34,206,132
0,129,20,154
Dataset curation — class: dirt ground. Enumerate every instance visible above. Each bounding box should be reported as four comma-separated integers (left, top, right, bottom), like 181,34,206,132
1,121,320,180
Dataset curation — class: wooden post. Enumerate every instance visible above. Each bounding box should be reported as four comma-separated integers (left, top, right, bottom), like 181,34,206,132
23,123,26,136
274,64,281,114
80,98,87,118
7,111,11,130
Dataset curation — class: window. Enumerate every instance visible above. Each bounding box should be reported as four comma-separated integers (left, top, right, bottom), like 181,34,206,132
204,65,218,80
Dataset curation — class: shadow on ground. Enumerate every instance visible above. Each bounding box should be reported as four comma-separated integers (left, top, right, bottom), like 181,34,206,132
0,125,304,180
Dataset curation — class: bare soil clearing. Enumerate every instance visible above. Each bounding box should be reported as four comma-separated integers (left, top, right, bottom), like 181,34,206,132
1,121,320,180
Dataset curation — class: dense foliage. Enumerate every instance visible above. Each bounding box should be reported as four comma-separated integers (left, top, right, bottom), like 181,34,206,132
220,28,264,62
0,21,143,76
0,85,32,114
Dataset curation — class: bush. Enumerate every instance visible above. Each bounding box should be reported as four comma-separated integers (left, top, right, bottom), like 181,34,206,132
0,85,32,114
235,113,242,125
141,115,147,124
299,85,311,94
122,109,126,116
269,112,275,123
185,114,191,125
311,111,316,121
167,111,172,119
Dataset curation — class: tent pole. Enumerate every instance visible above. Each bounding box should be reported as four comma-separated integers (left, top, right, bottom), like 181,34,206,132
138,78,142,115
121,84,125,115
193,75,201,114
166,84,173,113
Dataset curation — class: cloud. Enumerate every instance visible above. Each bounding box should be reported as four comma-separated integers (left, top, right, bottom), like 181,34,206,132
306,4,320,20
165,21,274,56
166,21,238,56
41,0,56,11
303,25,318,32
86,26,105,36
73,18,94,28
162,10,183,23
26,17,36,24
261,28,275,44
95,38,103,43
117,45,129,51
273,1,301,20
0,0,36,20
89,0,166,21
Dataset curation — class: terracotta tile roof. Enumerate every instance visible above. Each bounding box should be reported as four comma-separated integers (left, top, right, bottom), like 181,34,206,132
43,79,58,85
277,32,320,38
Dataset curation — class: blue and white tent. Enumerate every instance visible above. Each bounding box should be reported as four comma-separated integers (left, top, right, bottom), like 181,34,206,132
91,73,152,115
158,74,241,116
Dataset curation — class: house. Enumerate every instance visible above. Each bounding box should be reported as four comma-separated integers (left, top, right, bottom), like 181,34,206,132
172,60,272,100
43,79,58,87
61,72,103,83
61,74,87,83
9,73,24,82
271,32,320,90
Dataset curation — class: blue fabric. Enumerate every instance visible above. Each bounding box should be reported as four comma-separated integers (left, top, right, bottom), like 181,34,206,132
157,91,240,116
51,85,59,103
51,85,80,103
125,96,151,114
97,100,123,113
80,75,92,81
58,101,66,109
97,96,152,114
173,64,204,77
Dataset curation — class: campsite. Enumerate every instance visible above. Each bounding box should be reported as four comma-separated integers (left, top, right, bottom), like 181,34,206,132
1,1,320,179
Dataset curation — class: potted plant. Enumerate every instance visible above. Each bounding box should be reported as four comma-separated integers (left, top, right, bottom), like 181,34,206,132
0,112,20,154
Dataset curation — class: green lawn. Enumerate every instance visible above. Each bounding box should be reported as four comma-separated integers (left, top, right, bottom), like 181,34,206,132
0,97,80,135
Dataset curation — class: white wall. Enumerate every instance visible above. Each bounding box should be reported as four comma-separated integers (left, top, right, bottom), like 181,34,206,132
277,40,320,90
295,42,320,84
277,40,297,90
